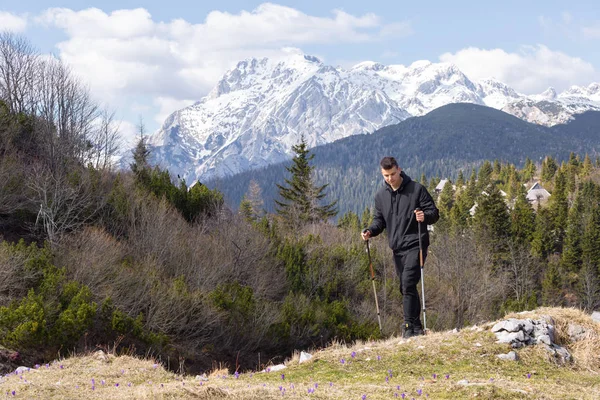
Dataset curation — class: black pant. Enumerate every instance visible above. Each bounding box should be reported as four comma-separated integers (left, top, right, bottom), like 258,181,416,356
393,246,427,328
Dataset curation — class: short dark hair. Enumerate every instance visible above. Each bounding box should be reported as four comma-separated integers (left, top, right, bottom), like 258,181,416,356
380,156,398,169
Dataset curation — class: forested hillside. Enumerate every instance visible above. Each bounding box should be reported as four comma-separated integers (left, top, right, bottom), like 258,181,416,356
210,104,600,216
1,33,600,377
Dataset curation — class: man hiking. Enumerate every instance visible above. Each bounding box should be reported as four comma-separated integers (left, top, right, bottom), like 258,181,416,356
361,156,439,338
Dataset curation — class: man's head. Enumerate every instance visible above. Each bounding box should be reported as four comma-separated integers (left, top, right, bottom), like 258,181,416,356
380,156,402,190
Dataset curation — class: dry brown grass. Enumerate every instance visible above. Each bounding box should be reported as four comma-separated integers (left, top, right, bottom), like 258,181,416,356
2,308,600,399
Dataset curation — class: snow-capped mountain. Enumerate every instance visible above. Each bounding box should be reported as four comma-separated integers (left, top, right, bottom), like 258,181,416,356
148,52,600,182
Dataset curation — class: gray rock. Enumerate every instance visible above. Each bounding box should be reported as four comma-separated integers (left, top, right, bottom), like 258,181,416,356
553,345,572,365
536,334,552,346
491,319,523,333
497,351,519,361
299,351,313,364
532,323,555,343
495,330,526,343
457,379,469,385
592,311,600,323
522,319,534,334
567,324,587,342
542,343,572,365
539,315,555,326
511,341,525,349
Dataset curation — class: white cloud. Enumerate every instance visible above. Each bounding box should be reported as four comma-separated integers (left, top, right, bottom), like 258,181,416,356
0,11,28,32
153,97,196,126
439,45,598,94
34,4,411,127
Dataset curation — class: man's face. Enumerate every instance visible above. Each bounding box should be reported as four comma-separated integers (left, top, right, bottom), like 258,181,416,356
381,166,402,189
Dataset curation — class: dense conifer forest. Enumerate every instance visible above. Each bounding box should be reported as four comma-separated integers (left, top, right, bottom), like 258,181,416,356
1,32,599,375
210,104,600,216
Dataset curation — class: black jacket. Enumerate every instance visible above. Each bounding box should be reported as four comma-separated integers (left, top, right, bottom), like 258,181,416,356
367,172,439,251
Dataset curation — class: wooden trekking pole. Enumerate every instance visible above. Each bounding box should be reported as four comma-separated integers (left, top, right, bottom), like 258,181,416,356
366,240,382,333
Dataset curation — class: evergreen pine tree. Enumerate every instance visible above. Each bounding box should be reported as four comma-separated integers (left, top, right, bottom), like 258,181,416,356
581,206,600,271
581,154,593,178
275,136,337,225
473,184,510,257
493,159,502,177
522,157,536,183
420,173,428,188
361,207,372,229
506,168,521,201
337,211,361,230
561,190,585,273
510,190,535,245
477,161,493,191
449,188,473,230
456,170,465,189
541,259,563,306
548,167,569,253
437,179,455,226
531,207,554,259
541,156,558,184
467,167,478,201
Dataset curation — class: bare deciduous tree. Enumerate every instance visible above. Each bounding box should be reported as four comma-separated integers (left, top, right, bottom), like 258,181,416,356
28,164,107,245
429,230,506,329
0,32,38,115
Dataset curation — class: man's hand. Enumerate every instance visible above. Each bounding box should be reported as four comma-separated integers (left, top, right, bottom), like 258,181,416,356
414,209,425,223
361,229,371,241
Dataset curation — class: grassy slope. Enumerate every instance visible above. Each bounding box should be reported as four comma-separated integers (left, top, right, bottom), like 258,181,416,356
2,308,599,399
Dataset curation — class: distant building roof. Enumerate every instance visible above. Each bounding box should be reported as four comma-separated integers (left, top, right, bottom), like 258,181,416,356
435,179,449,192
526,182,551,202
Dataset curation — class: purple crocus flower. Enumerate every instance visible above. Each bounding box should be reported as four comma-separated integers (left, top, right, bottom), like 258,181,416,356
401,393,406,399
417,388,422,396
234,371,240,379
377,355,381,361
281,373,285,380
115,383,119,387
12,391,16,396
314,383,318,388
60,365,64,369
351,351,357,358
362,395,367,400
340,359,345,364
445,374,450,379
432,373,437,379
527,373,531,379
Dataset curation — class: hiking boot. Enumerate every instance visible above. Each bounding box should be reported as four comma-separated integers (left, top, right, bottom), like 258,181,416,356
412,326,424,336
402,323,414,339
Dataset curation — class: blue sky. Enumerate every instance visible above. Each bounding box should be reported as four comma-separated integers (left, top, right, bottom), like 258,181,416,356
2,1,599,142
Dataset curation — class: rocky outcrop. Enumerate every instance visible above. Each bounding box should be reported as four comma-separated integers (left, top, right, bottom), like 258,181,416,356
491,316,574,365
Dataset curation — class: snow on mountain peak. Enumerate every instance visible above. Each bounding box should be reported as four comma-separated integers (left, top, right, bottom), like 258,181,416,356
149,52,600,183
351,61,386,71
540,87,557,100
